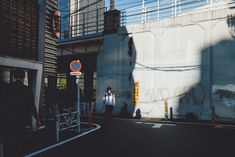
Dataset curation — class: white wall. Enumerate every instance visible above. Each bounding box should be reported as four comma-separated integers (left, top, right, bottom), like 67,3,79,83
97,6,235,121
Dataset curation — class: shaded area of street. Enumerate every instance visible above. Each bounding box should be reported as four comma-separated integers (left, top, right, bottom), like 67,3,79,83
35,118,235,157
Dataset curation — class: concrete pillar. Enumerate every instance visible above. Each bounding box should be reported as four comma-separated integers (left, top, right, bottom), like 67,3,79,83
110,0,115,10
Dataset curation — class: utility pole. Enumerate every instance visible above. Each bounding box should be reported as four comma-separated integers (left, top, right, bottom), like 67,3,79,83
157,0,160,20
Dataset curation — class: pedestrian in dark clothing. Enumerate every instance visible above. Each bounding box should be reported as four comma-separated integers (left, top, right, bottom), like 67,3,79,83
3,69,41,157
102,87,115,125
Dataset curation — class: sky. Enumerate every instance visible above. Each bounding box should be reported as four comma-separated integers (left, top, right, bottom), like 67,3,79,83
105,0,146,10
59,0,211,37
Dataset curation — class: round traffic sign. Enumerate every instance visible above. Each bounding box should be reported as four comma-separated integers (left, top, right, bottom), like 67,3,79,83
70,60,82,72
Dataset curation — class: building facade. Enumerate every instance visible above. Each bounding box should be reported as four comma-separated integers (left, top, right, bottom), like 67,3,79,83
96,4,235,121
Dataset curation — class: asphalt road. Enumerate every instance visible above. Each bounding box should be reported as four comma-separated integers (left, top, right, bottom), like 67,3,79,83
36,118,235,157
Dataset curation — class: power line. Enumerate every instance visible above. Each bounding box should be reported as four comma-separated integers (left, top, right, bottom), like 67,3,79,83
136,62,201,72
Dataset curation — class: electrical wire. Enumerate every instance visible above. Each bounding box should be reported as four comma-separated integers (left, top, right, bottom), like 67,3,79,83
135,62,201,72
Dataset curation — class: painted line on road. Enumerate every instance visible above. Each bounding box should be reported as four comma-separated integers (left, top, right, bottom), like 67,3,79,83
136,122,176,128
214,125,235,130
152,124,162,128
83,115,235,128
152,123,176,128
24,122,101,157
138,119,235,128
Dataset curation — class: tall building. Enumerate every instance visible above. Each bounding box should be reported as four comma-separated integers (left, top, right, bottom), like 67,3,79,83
59,0,70,39
57,0,105,106
0,0,42,118
0,0,60,128
67,0,105,37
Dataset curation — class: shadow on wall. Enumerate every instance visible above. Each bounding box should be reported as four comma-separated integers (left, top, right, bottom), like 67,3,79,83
177,14,235,121
127,27,138,117
116,26,137,117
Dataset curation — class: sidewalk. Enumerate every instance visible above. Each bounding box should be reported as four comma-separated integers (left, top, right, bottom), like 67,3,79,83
23,122,100,157
83,114,235,128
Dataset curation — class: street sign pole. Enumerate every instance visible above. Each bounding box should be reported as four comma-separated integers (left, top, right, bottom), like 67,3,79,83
69,60,82,133
76,75,81,133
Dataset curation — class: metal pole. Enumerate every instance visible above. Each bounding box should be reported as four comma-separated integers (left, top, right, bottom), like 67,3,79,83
145,7,147,22
83,13,85,35
96,9,99,33
56,115,60,142
174,0,177,17
76,75,81,133
210,1,214,122
142,0,145,23
178,0,181,14
157,0,160,21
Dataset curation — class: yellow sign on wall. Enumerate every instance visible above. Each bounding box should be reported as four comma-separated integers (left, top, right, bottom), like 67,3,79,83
133,82,140,107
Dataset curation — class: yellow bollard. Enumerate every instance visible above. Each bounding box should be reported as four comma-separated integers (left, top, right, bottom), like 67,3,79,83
164,100,168,120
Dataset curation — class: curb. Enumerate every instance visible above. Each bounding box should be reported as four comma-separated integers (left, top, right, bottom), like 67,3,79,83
24,122,101,157
82,115,235,128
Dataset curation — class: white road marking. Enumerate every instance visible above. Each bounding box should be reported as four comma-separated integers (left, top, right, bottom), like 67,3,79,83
136,122,176,128
151,123,176,128
152,124,162,128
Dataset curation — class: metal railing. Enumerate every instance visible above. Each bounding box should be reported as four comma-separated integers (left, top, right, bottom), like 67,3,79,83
60,7,106,39
121,0,235,26
56,110,80,142
43,103,80,142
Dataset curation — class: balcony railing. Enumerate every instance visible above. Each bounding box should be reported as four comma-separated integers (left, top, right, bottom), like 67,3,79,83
60,7,107,39
120,0,235,26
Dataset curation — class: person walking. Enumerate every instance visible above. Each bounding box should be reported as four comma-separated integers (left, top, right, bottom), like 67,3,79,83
102,87,115,125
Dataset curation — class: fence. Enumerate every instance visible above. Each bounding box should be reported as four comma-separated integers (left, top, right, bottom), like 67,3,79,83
43,103,80,142
56,110,80,142
60,7,107,39
121,0,235,25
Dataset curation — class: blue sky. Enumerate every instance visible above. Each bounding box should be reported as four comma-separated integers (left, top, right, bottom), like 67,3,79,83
105,0,145,10
59,0,210,36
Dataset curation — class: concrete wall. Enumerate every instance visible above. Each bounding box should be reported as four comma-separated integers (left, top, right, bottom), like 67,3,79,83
97,6,235,121
96,33,134,114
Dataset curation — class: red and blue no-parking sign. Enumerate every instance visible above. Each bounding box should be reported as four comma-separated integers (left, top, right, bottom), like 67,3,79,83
70,60,82,75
